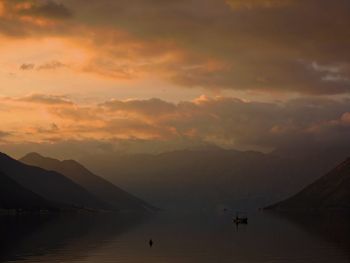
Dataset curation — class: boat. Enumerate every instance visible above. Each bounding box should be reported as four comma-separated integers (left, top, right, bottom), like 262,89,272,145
233,213,248,224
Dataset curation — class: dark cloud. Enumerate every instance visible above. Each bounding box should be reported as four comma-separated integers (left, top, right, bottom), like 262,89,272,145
60,0,350,94
37,60,66,70
20,63,35,70
169,60,350,95
0,130,10,138
19,61,67,71
0,130,11,143
16,94,73,105
0,0,73,37
18,1,72,19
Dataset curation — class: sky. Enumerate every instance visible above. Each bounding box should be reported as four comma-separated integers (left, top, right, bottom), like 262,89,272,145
1,0,350,158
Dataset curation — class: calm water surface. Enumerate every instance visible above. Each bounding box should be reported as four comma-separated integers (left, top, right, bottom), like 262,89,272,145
0,211,349,263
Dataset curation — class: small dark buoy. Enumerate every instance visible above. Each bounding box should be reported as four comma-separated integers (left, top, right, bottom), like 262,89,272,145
149,239,153,247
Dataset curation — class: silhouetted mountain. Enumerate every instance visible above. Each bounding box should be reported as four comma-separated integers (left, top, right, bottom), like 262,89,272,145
266,158,350,211
0,171,56,211
0,152,109,210
77,147,350,210
20,153,155,212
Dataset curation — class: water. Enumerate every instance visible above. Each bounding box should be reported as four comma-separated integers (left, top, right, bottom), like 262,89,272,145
0,211,349,263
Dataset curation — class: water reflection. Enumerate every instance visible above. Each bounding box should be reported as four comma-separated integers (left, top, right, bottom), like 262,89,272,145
0,213,148,263
270,211,350,261
0,211,349,263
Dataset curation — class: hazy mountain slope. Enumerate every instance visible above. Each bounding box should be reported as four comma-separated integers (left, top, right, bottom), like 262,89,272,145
0,171,56,211
266,158,350,211
20,153,155,212
80,149,270,209
78,147,350,210
0,152,109,210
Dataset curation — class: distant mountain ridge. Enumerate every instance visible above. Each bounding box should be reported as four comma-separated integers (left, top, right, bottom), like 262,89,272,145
20,152,155,212
0,152,109,211
266,158,350,211
78,147,350,210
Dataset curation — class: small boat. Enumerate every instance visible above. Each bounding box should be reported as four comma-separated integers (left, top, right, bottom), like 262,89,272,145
233,213,248,224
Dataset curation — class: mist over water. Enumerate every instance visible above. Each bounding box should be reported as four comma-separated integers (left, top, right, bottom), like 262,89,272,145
1,211,349,263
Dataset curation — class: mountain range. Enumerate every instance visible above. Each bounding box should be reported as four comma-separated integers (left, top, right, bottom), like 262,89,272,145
0,171,56,211
0,152,153,213
2,145,350,213
20,152,155,212
266,158,350,212
77,146,350,210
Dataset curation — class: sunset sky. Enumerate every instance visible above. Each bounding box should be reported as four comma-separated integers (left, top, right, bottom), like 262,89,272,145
1,0,350,158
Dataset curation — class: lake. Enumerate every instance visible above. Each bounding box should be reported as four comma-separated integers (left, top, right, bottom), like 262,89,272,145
0,211,349,263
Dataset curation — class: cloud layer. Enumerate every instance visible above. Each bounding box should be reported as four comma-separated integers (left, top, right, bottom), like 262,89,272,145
1,1,350,156
1,0,350,95
1,94,350,154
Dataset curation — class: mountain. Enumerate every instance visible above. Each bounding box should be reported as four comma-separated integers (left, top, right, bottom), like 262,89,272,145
0,152,109,210
77,147,350,210
20,153,155,212
266,158,350,211
0,171,56,211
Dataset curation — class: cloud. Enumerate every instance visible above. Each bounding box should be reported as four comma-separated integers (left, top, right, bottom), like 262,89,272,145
0,130,10,138
18,60,67,72
11,94,73,106
2,1,350,94
20,63,35,70
0,130,11,143
1,94,350,152
0,0,73,37
37,60,66,70
60,0,350,95
14,1,72,20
